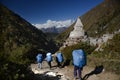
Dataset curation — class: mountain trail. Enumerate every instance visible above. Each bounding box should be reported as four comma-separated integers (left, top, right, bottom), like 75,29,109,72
30,61,119,80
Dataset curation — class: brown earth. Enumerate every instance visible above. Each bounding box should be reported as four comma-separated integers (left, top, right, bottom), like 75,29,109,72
30,60,120,80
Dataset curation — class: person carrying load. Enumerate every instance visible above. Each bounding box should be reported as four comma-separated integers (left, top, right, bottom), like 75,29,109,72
46,52,52,69
36,53,43,69
72,49,86,80
56,52,64,68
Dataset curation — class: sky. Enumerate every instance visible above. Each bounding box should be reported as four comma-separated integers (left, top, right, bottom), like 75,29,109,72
1,0,104,29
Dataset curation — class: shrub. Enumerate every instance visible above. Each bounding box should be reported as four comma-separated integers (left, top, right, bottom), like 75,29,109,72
61,42,96,65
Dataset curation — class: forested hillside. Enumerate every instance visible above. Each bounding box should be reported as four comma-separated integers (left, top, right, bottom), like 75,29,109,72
0,3,57,80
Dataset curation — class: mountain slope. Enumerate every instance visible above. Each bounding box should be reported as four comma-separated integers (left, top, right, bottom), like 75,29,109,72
88,32,120,74
0,3,50,57
56,0,120,42
0,3,52,80
55,22,75,44
81,0,120,37
55,0,120,75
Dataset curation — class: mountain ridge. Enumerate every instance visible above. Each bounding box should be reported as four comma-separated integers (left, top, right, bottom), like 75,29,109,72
0,3,59,80
56,0,120,42
0,3,49,54
81,0,120,37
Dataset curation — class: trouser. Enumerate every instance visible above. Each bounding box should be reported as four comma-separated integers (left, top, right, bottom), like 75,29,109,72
38,63,42,69
48,61,52,68
56,57,61,67
74,66,83,80
57,62,61,67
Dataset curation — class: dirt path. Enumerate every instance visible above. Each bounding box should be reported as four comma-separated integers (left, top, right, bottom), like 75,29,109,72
30,61,119,80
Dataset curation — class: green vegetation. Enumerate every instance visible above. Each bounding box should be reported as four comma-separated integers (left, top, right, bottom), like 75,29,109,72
0,0,120,79
56,0,120,75
55,22,75,44
0,59,33,80
61,42,96,64
0,3,58,80
46,32,58,40
81,0,120,37
88,33,120,74
56,0,120,42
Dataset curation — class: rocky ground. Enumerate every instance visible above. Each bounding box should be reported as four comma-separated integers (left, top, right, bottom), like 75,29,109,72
30,60,120,80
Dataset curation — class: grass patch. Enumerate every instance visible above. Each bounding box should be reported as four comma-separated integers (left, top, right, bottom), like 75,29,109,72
61,42,96,65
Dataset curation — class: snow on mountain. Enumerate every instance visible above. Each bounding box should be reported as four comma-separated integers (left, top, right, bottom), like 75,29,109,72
33,19,74,33
41,26,68,33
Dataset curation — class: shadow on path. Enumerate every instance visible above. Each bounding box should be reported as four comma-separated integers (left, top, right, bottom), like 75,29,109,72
83,65,104,80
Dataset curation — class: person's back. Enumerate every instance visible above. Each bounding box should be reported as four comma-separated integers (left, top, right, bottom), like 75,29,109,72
46,52,52,69
46,52,52,62
56,52,64,67
36,53,43,69
72,49,86,67
57,52,64,63
72,49,86,80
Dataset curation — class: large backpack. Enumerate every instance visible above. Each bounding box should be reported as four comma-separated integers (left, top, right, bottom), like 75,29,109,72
72,49,86,67
46,52,52,62
36,54,43,63
57,52,64,63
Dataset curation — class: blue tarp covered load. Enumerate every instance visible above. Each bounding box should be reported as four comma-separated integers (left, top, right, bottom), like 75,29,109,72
57,52,64,62
36,54,43,63
46,52,52,62
72,49,86,67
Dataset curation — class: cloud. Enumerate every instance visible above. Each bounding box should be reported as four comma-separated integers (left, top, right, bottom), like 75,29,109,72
33,19,74,29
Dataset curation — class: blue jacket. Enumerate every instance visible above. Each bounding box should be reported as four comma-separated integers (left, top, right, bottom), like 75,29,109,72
46,52,52,62
72,49,86,67
36,54,43,63
56,52,64,62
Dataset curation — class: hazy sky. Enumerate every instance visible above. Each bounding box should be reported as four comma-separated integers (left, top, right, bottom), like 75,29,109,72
1,0,104,28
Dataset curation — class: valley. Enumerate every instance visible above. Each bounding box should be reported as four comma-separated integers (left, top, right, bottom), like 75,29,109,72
0,0,120,80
